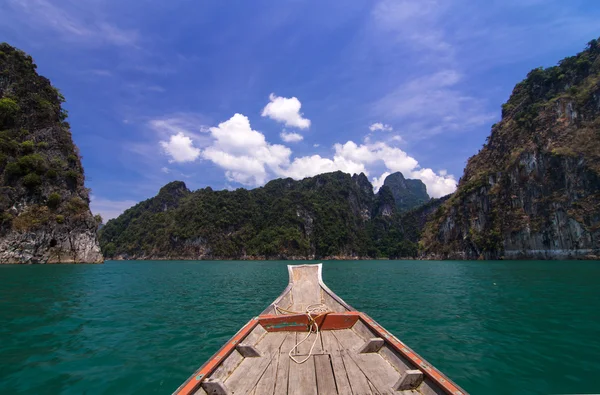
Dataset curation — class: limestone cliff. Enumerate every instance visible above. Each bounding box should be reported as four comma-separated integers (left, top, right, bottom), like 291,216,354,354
0,43,102,263
382,172,430,212
421,38,600,260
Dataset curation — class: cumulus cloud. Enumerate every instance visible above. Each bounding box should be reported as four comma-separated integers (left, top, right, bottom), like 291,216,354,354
203,114,291,185
159,133,201,163
280,131,304,143
261,93,311,129
282,155,368,180
372,172,391,192
153,112,456,197
369,122,393,132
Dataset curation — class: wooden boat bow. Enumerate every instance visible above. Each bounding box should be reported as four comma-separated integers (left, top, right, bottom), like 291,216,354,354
175,264,468,395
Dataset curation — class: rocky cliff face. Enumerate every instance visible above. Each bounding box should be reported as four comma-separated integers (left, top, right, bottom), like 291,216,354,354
382,172,430,212
99,171,433,260
0,43,102,263
421,38,600,260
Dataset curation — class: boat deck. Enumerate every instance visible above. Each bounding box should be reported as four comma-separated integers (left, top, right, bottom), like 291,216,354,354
195,325,421,395
177,264,467,395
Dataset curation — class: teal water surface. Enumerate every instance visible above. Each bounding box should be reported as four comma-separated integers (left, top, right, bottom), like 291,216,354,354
1,260,599,394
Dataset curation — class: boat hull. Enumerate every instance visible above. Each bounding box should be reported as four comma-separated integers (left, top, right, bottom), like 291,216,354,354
175,264,468,395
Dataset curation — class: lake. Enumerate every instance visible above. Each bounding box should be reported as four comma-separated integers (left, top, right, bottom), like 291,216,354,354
1,260,599,394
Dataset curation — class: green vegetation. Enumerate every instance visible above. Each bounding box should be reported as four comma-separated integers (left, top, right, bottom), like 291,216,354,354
99,173,437,260
0,42,93,236
47,192,61,209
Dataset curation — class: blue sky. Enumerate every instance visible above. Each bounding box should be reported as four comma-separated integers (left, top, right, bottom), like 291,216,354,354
1,0,599,220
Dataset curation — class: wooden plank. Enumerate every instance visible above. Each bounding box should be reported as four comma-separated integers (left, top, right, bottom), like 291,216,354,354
419,378,447,395
368,380,378,394
288,355,317,395
314,354,338,395
321,331,352,395
274,334,295,395
254,354,278,395
333,330,397,395
352,320,378,341
378,345,411,374
224,332,288,395
200,378,228,395
236,343,261,357
296,331,323,355
340,349,372,395
193,387,208,395
208,349,244,381
245,324,267,345
290,265,321,311
394,370,424,391
357,338,384,354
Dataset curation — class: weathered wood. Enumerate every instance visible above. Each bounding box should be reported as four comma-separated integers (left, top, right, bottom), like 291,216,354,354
288,355,317,395
416,378,447,395
208,349,244,381
321,331,352,395
254,354,278,395
340,349,372,395
224,332,288,394
314,354,338,395
274,334,295,395
244,324,267,345
193,387,208,395
352,319,379,340
333,329,397,394
358,338,384,354
201,378,229,395
290,265,321,311
236,343,261,358
296,331,324,355
394,370,424,391
378,345,411,374
321,288,347,312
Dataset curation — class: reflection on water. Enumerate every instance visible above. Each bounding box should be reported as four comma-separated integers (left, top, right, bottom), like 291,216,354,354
1,260,599,394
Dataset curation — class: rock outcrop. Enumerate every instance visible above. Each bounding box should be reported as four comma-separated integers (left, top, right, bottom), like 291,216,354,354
382,172,430,212
421,38,600,260
0,43,102,263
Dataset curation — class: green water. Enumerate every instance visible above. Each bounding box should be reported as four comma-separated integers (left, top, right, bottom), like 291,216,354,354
0,261,599,395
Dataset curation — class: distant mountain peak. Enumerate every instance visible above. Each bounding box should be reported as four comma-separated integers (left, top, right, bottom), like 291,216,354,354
381,172,429,212
158,181,189,197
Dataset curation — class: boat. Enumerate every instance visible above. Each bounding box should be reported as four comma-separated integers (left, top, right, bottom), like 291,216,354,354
174,264,468,395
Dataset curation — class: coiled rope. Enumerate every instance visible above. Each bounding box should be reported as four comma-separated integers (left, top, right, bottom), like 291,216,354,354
274,303,330,364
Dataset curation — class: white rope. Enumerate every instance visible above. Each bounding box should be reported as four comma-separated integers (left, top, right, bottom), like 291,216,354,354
273,303,330,364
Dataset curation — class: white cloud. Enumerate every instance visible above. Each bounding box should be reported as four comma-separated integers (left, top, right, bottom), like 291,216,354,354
160,133,201,163
411,168,456,197
261,93,311,129
161,167,170,174
282,155,368,180
203,114,292,185
280,131,304,143
372,172,391,193
369,122,393,132
152,112,456,197
90,196,138,221
313,144,320,148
